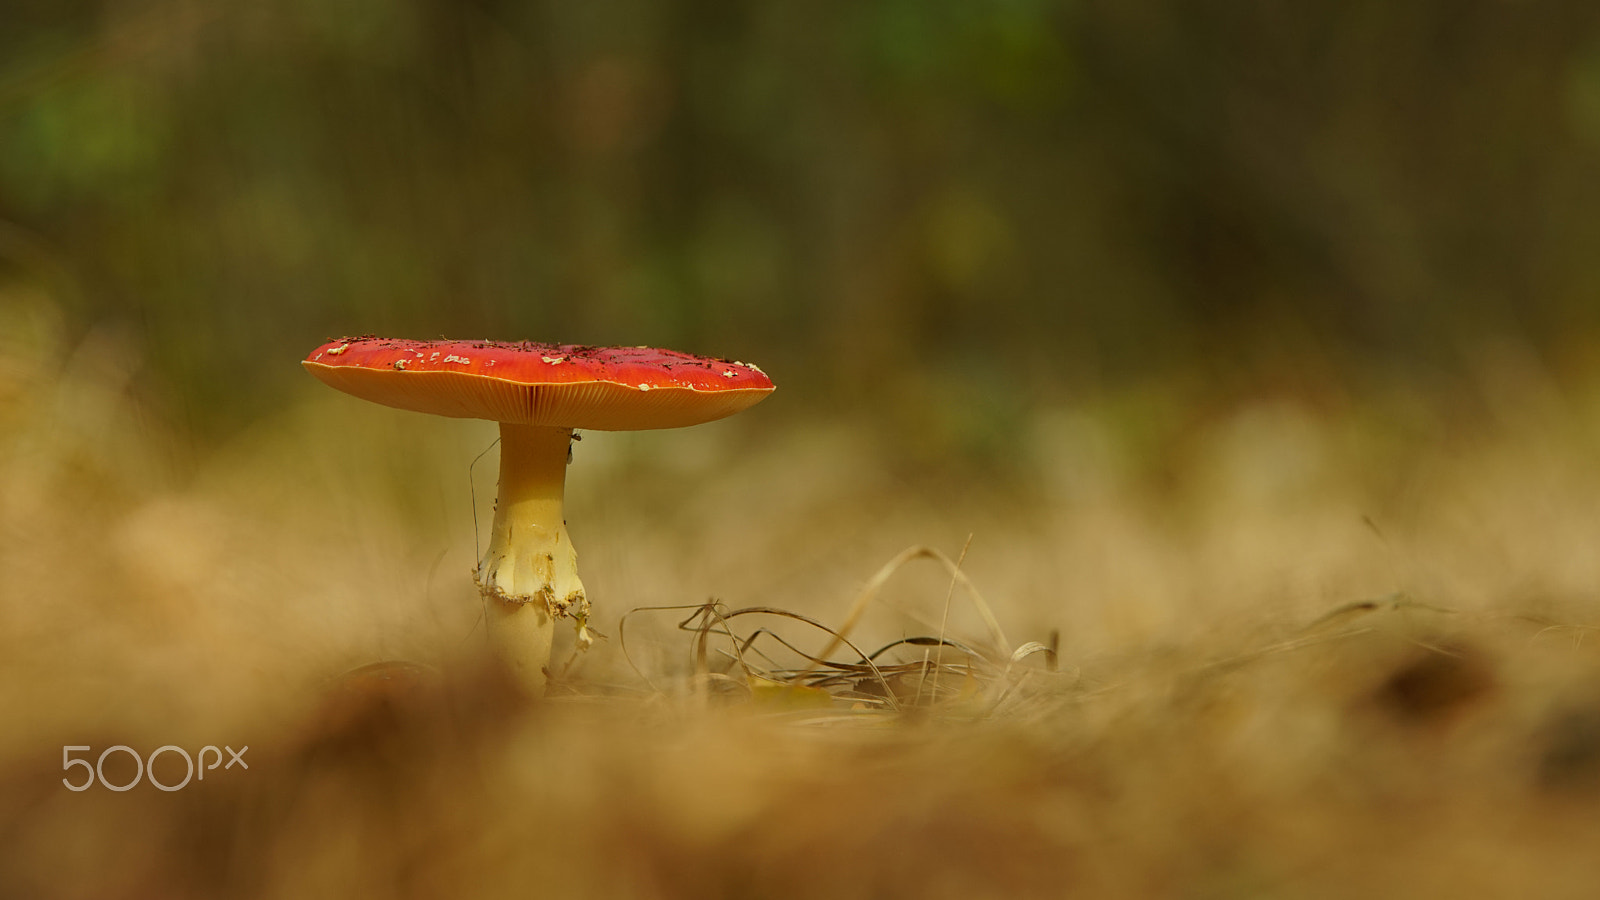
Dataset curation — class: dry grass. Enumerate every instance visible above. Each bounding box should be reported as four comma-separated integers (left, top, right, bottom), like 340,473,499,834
6,310,1600,897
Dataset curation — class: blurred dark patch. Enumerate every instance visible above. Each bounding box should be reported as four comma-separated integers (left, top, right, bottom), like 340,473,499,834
1369,640,1496,726
306,660,450,758
1537,703,1600,795
293,658,524,779
150,657,528,898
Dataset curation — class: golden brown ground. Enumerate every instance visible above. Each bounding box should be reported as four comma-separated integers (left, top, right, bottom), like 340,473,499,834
5,326,1600,898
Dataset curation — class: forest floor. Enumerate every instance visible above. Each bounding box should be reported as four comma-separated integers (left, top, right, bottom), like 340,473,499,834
5,334,1600,898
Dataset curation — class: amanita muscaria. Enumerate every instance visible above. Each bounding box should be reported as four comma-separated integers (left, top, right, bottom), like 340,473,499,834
303,337,775,695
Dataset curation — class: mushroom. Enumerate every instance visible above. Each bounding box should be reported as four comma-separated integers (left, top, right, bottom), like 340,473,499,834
303,337,775,694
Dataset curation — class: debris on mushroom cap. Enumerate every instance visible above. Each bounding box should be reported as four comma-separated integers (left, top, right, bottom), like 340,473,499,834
302,337,775,431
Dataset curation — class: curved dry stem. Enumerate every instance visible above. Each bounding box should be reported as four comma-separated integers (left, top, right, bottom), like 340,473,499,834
800,545,1010,684
618,602,720,694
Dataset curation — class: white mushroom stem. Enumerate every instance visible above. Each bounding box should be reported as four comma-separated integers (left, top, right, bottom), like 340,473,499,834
474,423,591,695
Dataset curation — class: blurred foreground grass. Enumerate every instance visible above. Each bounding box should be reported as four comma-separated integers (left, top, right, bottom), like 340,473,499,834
6,311,1600,897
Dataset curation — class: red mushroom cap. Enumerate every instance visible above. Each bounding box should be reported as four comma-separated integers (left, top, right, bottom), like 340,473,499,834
302,337,774,430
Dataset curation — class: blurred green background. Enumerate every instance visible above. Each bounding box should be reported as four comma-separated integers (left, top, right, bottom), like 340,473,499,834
4,0,1600,440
